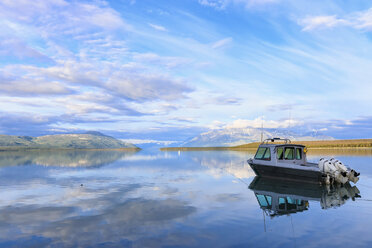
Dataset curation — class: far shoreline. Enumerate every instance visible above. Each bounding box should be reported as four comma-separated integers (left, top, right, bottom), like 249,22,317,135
160,139,372,151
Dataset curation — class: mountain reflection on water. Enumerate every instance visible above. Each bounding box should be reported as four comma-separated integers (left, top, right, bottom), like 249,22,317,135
249,177,361,218
0,149,138,167
0,149,372,247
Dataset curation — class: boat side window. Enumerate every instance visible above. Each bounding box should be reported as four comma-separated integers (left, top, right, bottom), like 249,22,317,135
286,197,298,210
296,148,302,160
278,197,286,210
277,147,284,160
255,147,271,160
284,147,294,160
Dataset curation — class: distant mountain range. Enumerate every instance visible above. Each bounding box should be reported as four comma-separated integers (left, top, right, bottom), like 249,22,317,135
0,132,139,150
181,128,333,147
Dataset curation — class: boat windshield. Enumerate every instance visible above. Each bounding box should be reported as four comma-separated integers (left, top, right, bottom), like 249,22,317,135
256,194,272,208
255,147,271,160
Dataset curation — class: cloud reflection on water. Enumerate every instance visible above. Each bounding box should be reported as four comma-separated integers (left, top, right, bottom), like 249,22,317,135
0,149,371,247
0,198,196,247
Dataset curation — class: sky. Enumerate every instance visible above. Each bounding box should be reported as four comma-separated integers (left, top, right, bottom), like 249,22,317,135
1,0,372,144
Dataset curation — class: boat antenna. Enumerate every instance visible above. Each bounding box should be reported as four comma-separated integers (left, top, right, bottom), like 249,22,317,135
261,115,264,142
291,215,297,248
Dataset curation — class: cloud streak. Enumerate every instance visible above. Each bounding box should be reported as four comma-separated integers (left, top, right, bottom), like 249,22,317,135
299,8,372,31
0,77,73,96
148,23,167,31
198,0,279,9
107,73,192,102
211,37,233,49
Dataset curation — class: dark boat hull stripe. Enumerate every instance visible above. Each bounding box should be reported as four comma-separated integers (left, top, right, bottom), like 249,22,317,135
249,163,324,184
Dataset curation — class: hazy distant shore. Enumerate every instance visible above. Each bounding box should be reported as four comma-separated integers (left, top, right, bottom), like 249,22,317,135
0,132,140,150
160,139,372,151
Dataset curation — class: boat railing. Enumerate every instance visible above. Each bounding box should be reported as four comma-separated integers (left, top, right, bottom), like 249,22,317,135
261,138,291,144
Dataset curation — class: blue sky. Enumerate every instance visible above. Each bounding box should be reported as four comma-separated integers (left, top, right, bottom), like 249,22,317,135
1,0,372,143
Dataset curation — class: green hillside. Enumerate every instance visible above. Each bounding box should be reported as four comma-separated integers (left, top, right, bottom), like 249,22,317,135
0,132,140,150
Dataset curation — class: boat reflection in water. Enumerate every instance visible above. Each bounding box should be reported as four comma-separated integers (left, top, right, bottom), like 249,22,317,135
249,176,361,218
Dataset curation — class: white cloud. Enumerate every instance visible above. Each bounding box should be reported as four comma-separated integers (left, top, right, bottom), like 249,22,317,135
199,0,227,9
106,72,192,102
0,1,128,32
0,38,53,62
299,15,348,31
132,53,192,68
0,79,72,96
199,0,278,9
299,8,372,31
171,117,195,123
148,23,167,31
78,3,126,30
243,0,278,7
39,61,103,86
207,120,225,129
0,0,68,22
225,117,303,129
354,8,372,30
266,103,293,112
344,120,353,125
211,96,241,105
66,104,113,115
211,37,233,49
0,56,192,117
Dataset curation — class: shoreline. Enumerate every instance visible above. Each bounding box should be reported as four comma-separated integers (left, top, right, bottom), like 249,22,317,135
160,147,372,151
160,139,372,151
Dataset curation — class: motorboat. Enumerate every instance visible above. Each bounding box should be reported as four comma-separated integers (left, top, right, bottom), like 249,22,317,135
247,138,360,185
249,176,361,217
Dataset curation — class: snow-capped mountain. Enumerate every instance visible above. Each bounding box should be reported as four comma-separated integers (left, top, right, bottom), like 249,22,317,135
181,128,333,147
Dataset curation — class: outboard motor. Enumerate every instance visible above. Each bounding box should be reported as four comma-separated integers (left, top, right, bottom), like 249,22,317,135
319,159,349,184
330,158,348,172
332,158,360,184
348,169,360,184
318,158,329,173
319,159,334,184
320,157,360,185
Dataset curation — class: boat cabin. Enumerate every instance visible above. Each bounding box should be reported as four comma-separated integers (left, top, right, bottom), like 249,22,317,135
253,138,307,166
248,138,324,182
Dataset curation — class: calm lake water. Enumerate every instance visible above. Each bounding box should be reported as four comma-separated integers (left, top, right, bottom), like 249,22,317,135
1,149,372,247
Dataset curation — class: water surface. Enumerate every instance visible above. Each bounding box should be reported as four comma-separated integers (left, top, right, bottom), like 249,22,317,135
0,149,372,247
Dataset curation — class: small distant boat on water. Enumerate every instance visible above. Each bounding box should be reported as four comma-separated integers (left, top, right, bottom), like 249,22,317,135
247,138,360,185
